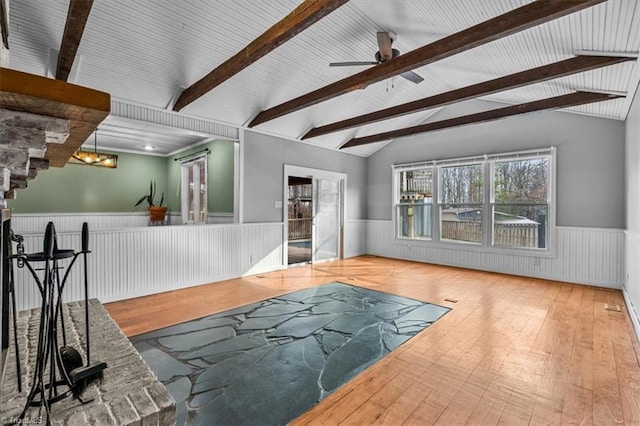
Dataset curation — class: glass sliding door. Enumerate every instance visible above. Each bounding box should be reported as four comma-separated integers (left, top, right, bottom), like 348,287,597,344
312,177,341,262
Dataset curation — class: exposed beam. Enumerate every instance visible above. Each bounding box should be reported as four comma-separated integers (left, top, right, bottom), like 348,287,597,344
56,0,94,81
1,67,110,167
303,55,633,140
173,0,349,111
249,0,606,128
340,91,623,149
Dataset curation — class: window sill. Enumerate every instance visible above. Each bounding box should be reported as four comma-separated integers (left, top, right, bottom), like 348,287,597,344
393,236,557,259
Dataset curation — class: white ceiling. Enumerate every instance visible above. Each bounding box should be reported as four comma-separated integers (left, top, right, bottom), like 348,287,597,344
6,0,640,157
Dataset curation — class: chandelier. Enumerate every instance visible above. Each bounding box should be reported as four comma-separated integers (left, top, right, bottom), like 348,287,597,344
68,130,118,168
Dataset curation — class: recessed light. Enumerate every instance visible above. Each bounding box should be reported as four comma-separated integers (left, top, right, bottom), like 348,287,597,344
143,145,156,151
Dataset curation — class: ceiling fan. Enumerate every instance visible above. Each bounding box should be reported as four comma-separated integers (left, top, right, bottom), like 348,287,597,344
330,31,424,84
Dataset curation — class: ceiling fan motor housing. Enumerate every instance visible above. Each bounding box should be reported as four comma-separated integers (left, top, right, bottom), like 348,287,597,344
375,48,400,63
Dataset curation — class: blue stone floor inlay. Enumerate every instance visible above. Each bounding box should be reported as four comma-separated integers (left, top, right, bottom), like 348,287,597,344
130,281,450,426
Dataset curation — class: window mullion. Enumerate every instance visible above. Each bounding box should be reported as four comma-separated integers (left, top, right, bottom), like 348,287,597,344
483,160,492,247
433,166,440,242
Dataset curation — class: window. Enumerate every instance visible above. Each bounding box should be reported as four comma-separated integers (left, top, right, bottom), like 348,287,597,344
492,157,549,249
393,148,554,253
396,169,433,239
439,163,483,243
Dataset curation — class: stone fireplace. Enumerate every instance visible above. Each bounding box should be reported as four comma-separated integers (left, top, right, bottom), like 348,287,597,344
1,299,175,425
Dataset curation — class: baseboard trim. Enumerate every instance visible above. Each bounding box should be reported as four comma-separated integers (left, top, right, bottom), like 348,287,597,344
622,286,640,345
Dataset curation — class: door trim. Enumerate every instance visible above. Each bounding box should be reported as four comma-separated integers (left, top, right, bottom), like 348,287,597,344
283,165,347,267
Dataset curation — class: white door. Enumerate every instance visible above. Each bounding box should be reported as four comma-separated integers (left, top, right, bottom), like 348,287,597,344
312,177,342,262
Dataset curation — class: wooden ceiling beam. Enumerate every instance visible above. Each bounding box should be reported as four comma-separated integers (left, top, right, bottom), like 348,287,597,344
249,0,606,128
1,68,110,167
56,0,94,81
340,91,623,149
303,55,633,140
173,0,349,112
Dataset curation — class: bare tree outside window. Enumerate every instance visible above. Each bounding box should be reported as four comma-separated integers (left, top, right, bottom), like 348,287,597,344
440,164,483,204
440,164,484,243
394,149,553,251
493,158,549,248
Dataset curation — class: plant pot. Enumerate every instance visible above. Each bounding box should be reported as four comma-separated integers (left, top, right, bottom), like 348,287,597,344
148,206,168,224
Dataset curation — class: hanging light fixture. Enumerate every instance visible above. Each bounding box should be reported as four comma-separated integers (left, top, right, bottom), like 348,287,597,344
68,130,118,168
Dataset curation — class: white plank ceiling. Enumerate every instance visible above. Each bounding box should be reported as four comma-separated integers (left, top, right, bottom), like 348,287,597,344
5,0,640,157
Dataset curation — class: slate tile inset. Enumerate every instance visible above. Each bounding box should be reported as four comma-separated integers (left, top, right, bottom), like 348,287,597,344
192,346,273,394
247,302,311,317
320,324,383,392
194,337,324,426
131,281,450,426
326,313,384,334
179,331,268,360
312,300,357,314
158,326,235,351
133,342,192,382
166,376,192,404
320,331,347,355
269,313,341,338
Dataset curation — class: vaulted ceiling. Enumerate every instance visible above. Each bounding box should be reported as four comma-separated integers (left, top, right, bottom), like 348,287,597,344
5,0,640,157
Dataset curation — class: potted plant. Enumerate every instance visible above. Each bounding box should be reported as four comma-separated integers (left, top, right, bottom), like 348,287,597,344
135,181,168,224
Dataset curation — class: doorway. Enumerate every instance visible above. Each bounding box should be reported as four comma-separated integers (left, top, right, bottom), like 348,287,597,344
284,165,346,266
287,176,312,265
180,155,207,224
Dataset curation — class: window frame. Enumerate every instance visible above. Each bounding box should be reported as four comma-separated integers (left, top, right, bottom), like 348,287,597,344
438,160,485,245
490,155,552,250
180,154,208,225
392,147,556,257
394,168,434,240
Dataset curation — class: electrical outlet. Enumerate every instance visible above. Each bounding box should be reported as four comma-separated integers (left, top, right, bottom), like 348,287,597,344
250,255,255,264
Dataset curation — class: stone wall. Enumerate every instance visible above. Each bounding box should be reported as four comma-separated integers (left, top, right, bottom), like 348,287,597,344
1,299,175,425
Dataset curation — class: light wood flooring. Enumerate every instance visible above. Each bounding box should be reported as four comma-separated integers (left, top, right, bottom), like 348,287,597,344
105,255,640,425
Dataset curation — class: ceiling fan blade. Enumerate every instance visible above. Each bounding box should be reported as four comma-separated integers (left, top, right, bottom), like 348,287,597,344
330,61,378,67
377,32,393,61
401,70,424,84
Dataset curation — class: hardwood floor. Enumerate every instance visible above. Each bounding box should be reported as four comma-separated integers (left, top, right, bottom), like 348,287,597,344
105,255,640,425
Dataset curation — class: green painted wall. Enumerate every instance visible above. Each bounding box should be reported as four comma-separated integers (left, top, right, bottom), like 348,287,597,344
9,140,235,214
166,139,235,213
8,151,168,213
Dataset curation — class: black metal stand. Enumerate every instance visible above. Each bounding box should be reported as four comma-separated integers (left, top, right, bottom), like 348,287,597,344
9,230,23,392
1,209,17,394
12,222,106,425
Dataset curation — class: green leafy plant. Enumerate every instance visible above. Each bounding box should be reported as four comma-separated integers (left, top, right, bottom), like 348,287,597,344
135,180,164,207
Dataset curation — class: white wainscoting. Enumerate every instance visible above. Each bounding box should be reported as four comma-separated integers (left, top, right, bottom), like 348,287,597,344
16,217,617,311
344,220,367,258
13,222,284,310
367,220,624,288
